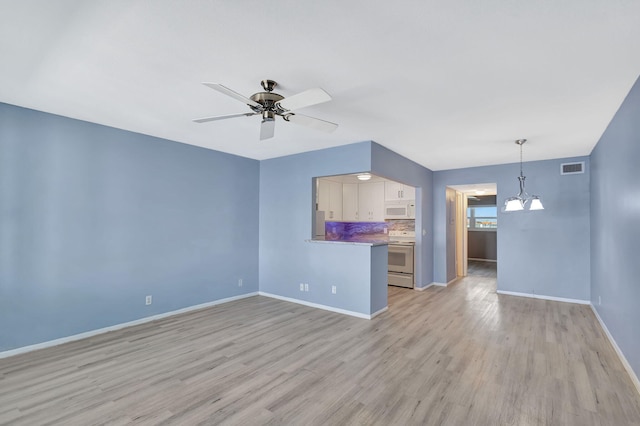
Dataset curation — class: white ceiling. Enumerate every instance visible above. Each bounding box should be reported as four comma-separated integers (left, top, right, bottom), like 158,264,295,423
1,1,639,171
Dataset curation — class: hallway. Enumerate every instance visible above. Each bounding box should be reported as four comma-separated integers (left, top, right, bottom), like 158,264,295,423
467,259,497,278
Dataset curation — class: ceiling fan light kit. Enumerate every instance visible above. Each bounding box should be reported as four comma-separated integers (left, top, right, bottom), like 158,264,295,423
194,79,338,140
503,139,544,212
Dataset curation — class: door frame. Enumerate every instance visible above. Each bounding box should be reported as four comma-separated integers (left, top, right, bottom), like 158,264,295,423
455,190,468,278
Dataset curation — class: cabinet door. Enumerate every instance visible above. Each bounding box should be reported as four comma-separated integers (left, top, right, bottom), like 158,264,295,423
402,185,415,200
358,183,372,221
385,181,403,201
328,180,342,220
385,181,415,200
369,182,386,221
318,179,330,213
359,182,385,221
318,179,341,220
342,183,359,221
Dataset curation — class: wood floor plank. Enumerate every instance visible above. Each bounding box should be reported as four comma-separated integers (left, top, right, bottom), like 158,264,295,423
2,265,640,425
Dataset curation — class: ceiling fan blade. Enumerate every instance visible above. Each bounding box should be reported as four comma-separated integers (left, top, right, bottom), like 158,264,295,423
193,112,257,123
285,113,338,133
260,119,275,140
202,82,262,109
276,88,332,112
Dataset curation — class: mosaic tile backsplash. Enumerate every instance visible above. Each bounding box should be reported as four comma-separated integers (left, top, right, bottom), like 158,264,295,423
386,219,415,232
325,221,388,242
324,219,416,242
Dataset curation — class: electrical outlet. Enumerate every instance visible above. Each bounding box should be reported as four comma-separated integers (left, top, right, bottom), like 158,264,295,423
238,278,243,287
145,295,152,305
300,283,304,291
331,285,337,294
304,283,309,292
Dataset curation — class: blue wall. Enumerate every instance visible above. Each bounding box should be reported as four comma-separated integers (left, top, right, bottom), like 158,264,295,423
371,143,434,286
433,156,591,300
259,141,433,314
7,92,621,367
259,142,373,314
0,103,260,351
590,75,640,378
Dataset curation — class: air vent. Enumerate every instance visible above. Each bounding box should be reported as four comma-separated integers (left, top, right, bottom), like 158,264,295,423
561,162,584,175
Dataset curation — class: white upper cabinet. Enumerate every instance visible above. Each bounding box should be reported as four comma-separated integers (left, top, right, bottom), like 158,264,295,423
358,181,385,221
328,180,343,220
317,178,342,220
385,181,415,201
320,176,415,223
342,183,359,221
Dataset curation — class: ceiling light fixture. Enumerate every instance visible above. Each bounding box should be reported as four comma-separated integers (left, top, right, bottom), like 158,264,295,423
504,139,544,212
357,173,372,181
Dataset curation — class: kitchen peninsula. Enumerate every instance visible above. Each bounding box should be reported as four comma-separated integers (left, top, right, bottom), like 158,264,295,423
305,220,389,318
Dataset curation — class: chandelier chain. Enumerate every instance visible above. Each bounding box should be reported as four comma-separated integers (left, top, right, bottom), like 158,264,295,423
520,141,523,176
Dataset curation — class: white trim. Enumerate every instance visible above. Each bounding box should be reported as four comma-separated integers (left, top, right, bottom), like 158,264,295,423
258,292,380,320
415,282,437,291
590,304,640,396
432,277,458,287
0,292,259,360
370,306,388,318
496,290,590,305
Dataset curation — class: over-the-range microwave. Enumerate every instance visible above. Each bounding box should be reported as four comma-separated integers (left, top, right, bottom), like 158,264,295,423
384,201,415,219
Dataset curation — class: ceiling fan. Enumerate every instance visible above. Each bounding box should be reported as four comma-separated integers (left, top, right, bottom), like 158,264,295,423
193,79,338,140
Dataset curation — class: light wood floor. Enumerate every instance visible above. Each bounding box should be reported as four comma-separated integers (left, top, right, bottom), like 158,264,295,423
2,275,640,425
467,259,497,278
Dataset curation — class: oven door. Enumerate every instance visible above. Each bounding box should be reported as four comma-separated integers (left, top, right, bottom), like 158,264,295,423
388,244,414,274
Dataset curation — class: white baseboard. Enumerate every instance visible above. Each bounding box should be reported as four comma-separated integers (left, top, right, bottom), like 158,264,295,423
0,292,259,360
590,304,640,396
415,282,436,291
258,292,381,320
496,290,590,305
370,306,388,318
432,277,457,287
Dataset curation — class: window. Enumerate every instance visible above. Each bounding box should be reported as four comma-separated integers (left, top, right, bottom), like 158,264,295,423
467,206,497,229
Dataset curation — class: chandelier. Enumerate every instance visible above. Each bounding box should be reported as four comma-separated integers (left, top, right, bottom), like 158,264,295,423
504,139,544,212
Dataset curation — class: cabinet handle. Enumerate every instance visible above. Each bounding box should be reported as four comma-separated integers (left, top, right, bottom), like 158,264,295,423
401,190,404,198
398,190,401,198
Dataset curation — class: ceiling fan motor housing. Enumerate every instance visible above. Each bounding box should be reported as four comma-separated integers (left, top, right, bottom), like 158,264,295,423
249,91,285,114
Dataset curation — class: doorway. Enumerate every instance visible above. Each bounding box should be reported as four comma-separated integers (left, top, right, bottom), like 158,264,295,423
447,183,497,280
